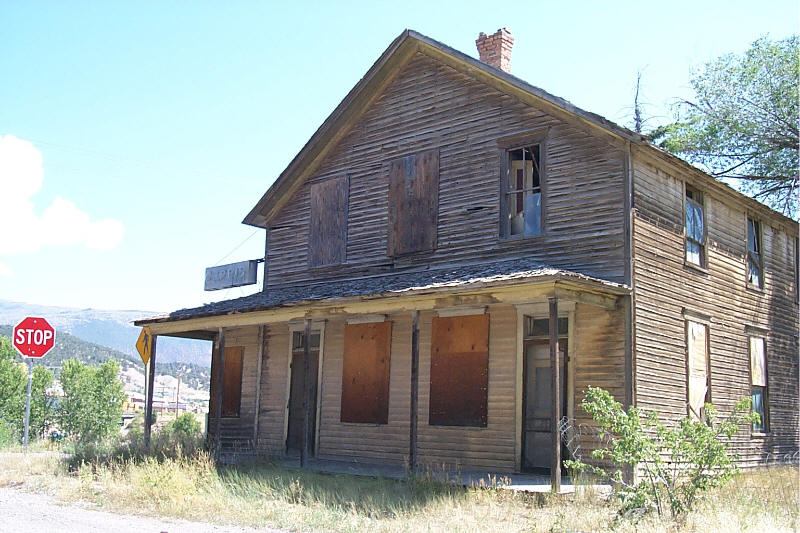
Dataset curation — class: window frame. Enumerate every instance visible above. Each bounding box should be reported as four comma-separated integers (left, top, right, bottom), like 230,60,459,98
748,335,770,435
746,217,764,289
684,184,707,270
498,133,548,240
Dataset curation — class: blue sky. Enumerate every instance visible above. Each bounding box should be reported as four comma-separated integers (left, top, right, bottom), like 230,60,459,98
1,1,797,312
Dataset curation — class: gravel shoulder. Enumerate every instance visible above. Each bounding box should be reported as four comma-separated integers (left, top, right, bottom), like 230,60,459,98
0,487,284,533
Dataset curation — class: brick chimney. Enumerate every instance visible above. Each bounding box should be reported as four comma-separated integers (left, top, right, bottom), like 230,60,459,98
476,28,514,73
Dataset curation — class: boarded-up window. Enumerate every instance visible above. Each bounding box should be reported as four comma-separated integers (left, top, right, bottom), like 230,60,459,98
429,314,489,427
387,149,439,256
686,321,709,420
341,321,392,424
750,337,769,432
209,346,244,418
309,175,349,267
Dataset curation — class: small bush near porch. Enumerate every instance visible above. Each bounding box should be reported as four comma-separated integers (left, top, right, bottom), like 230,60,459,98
0,445,797,532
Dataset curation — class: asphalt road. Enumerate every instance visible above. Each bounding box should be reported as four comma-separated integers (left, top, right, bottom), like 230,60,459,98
0,487,283,533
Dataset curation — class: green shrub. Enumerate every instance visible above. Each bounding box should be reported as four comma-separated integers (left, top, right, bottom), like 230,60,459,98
566,387,756,520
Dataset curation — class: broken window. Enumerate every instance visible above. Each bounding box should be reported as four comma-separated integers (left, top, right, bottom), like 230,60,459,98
505,145,542,237
429,314,489,427
308,176,349,267
340,321,392,424
749,337,769,432
685,186,705,267
747,218,762,288
209,346,244,418
686,321,710,420
387,149,439,256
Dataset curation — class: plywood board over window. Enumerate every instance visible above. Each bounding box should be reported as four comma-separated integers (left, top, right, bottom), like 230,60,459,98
429,314,489,427
209,346,244,418
309,175,349,267
341,321,392,424
686,321,709,420
387,149,439,256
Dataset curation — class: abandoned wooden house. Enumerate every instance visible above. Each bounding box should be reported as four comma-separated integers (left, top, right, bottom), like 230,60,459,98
136,29,799,485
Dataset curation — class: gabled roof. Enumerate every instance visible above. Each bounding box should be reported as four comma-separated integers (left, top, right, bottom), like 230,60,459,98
243,29,648,229
244,29,796,231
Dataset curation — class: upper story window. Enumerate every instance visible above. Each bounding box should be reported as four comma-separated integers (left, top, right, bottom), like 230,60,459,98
746,218,763,288
505,145,542,237
308,176,349,267
685,186,705,267
387,149,439,256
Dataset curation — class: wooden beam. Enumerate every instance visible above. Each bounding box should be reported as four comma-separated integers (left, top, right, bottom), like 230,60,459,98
253,325,266,444
262,230,269,292
409,310,420,475
549,297,561,494
300,318,312,467
213,328,226,462
144,335,157,451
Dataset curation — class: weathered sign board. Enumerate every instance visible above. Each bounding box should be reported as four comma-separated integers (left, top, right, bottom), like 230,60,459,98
204,260,259,291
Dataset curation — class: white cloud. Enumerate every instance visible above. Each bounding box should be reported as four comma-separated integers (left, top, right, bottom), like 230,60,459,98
0,261,12,276
0,135,124,255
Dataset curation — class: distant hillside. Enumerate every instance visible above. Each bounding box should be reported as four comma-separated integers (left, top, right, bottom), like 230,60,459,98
0,326,209,390
0,299,211,366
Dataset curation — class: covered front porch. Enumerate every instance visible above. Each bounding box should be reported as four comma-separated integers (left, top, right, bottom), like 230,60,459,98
135,259,631,493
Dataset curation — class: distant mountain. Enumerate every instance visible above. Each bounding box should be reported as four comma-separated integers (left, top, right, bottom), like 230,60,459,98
0,325,210,391
0,300,210,366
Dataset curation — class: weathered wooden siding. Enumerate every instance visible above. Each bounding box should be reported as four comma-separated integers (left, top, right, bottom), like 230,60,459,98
631,152,799,465
571,303,627,464
266,51,626,287
256,324,290,454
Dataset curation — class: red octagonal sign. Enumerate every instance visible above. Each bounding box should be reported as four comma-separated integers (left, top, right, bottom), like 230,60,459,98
13,317,55,358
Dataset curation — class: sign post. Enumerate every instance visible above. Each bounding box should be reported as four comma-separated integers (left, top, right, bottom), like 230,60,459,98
13,317,56,453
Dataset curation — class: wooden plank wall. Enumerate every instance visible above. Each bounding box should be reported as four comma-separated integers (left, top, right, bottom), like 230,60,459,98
631,152,799,466
571,303,626,465
256,324,290,454
266,51,627,287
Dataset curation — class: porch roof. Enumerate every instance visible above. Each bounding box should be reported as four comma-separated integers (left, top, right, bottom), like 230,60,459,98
135,257,628,327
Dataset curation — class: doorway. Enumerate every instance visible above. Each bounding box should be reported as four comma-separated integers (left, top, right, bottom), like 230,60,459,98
286,331,320,455
521,317,567,472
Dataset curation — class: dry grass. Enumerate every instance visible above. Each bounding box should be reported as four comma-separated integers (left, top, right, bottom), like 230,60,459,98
0,450,796,533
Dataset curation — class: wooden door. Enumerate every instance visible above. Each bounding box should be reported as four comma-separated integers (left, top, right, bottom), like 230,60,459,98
286,349,319,454
522,340,566,471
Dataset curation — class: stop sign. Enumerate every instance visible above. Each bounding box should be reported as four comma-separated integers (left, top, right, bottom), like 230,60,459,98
13,317,55,358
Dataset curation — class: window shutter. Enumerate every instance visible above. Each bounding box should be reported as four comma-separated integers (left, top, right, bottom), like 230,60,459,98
387,149,439,256
309,175,349,267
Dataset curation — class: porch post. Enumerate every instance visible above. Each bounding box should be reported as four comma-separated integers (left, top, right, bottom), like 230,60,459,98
253,325,266,444
144,334,157,451
213,327,226,461
548,297,561,493
409,310,420,475
300,318,312,467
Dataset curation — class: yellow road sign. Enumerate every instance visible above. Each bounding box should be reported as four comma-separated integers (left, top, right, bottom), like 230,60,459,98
136,326,152,365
